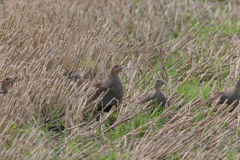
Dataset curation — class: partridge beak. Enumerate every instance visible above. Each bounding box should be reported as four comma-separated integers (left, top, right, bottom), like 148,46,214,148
120,66,124,69
67,76,72,79
11,79,15,83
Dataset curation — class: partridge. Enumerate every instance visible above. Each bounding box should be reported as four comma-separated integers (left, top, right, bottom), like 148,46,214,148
208,79,240,109
0,77,15,95
68,74,85,87
140,79,170,107
91,64,124,112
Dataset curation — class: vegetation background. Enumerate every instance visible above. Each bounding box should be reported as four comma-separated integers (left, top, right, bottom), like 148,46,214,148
0,0,240,159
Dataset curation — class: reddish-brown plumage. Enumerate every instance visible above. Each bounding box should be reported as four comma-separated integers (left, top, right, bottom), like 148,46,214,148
91,64,124,112
208,79,240,109
140,79,170,107
0,77,15,95
68,74,85,87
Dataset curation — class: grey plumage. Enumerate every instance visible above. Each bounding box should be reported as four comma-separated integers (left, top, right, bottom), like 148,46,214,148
208,79,240,108
140,79,170,107
68,74,85,87
91,64,124,112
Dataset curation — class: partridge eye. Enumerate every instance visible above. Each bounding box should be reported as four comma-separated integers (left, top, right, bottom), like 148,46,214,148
115,66,118,68
6,78,9,81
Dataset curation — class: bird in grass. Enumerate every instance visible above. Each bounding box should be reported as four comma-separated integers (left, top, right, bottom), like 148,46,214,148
68,74,85,87
140,79,170,107
0,77,15,95
91,64,124,112
207,79,240,109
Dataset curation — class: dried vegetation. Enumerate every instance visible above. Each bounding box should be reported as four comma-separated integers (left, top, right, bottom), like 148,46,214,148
1,0,240,159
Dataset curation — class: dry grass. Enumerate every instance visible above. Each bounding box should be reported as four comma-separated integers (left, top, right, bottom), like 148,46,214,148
1,0,240,159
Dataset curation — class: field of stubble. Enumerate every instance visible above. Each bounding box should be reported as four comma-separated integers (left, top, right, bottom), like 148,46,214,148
1,0,240,159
